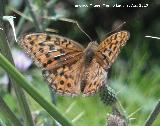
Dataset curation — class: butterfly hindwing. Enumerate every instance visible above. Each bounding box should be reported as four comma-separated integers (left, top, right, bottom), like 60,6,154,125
42,58,84,96
82,58,107,96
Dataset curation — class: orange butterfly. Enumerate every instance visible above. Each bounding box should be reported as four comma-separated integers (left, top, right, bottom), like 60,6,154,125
18,31,130,96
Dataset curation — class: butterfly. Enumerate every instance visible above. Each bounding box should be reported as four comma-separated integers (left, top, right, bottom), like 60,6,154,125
18,31,130,96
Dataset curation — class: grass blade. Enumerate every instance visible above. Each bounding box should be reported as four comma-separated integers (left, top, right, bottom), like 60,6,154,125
0,53,73,126
0,97,22,126
0,1,34,125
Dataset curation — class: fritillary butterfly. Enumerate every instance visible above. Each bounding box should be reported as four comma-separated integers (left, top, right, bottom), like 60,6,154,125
18,31,130,96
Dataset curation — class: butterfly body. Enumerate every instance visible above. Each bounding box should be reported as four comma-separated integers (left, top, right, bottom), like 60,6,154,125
18,31,130,96
83,41,98,67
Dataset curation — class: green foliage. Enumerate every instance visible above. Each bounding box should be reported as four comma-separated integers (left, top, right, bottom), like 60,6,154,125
0,53,73,126
0,0,160,126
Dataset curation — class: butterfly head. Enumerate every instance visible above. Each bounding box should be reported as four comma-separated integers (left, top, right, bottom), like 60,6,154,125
87,41,99,50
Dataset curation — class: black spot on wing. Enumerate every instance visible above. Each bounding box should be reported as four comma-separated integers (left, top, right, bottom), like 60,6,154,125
54,55,61,60
46,35,51,41
61,39,67,44
60,71,64,76
30,41,34,45
67,83,71,87
102,53,107,60
49,45,55,50
47,60,52,64
108,51,112,57
27,36,31,40
39,42,45,46
45,53,50,58
60,80,64,85
55,38,60,45
59,49,65,54
43,63,47,67
39,48,44,53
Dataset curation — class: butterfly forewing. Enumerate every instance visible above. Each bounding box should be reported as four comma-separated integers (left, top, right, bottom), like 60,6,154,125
18,33,84,70
96,31,130,70
18,33,84,95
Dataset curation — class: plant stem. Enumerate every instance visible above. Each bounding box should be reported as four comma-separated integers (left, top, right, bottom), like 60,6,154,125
144,100,160,126
16,7,29,36
0,53,73,126
0,1,34,126
0,97,23,126
24,0,43,31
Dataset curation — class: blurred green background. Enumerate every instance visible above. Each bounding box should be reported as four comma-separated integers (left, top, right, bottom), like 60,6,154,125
0,0,160,126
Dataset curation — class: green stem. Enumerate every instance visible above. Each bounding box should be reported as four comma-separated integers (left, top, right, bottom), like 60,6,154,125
0,1,34,126
0,97,23,126
24,0,43,31
144,100,160,126
0,53,73,126
16,7,29,36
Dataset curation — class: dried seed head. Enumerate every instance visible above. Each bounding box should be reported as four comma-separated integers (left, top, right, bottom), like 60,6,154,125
107,114,125,126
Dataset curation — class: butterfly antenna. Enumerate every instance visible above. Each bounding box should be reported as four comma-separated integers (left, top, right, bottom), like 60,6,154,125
59,17,93,42
106,21,126,36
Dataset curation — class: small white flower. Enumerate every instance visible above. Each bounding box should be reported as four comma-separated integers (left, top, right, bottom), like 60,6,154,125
11,48,32,72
